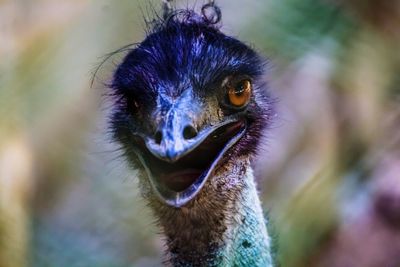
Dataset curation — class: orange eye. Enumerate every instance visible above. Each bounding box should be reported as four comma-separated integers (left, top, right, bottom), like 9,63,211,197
227,79,252,107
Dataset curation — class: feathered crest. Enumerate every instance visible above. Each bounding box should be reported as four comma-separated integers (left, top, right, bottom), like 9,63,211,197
91,4,222,88
148,5,222,34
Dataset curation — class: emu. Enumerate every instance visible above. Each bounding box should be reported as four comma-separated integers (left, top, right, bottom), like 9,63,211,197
109,9,274,267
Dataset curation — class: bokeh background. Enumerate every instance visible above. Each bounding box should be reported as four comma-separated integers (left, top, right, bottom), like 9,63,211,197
1,0,399,266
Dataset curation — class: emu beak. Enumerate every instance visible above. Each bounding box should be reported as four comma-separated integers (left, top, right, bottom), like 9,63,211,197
134,92,247,207
145,108,202,163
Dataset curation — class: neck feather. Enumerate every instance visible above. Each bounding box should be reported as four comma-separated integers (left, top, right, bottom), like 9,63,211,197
148,157,273,266
221,166,273,266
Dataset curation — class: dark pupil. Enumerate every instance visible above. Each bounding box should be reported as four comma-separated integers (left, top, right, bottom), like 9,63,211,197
235,82,246,96
127,97,139,114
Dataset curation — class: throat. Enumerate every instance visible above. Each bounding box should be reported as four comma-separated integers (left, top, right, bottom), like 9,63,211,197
150,160,273,266
222,169,273,266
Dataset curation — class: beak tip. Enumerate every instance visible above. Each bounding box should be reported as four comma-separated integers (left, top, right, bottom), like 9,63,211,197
165,150,180,163
145,141,183,163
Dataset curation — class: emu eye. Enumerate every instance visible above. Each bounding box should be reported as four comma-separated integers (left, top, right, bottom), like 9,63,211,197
127,97,140,114
227,79,252,107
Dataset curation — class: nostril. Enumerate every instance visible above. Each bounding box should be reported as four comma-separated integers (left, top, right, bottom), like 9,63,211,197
154,131,163,145
183,125,198,140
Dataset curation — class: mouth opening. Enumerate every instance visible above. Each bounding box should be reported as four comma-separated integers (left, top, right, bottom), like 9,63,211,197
143,120,245,192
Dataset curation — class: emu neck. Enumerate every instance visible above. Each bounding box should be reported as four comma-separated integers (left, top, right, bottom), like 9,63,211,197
149,158,273,266
218,165,272,267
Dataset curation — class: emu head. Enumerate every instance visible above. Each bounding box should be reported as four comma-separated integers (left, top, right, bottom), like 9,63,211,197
110,11,272,208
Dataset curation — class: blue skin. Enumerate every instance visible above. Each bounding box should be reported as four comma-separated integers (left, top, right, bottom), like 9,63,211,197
218,166,273,266
110,9,274,266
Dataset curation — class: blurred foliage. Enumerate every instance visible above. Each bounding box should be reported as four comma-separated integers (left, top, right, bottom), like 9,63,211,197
248,0,400,267
249,0,357,64
1,1,162,266
0,0,399,267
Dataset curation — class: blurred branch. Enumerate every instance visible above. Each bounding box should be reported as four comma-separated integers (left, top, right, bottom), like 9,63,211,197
0,135,33,267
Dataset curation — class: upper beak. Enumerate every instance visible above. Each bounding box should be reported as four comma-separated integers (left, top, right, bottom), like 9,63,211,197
145,107,201,162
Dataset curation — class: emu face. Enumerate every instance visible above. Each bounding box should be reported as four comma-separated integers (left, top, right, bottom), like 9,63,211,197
111,15,271,207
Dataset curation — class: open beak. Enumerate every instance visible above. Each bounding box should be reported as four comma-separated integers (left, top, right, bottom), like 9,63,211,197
132,95,247,207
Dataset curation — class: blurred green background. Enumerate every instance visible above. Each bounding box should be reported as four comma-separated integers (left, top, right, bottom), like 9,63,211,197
1,0,399,266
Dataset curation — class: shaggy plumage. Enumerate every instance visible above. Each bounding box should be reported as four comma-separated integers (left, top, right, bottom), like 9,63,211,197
109,9,274,267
